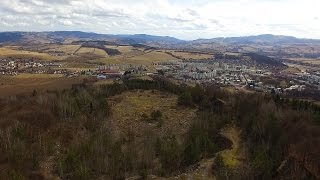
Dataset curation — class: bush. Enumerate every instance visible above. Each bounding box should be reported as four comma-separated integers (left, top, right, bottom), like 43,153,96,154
141,110,163,126
178,92,192,106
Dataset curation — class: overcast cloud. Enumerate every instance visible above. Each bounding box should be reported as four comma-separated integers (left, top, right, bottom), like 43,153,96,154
0,0,319,40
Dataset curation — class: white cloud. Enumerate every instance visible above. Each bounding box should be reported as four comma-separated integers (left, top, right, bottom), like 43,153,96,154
0,0,319,40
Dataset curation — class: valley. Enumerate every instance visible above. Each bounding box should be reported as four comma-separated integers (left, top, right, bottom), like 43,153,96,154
0,32,319,180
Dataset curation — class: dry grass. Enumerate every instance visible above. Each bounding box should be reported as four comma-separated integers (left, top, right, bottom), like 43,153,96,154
53,45,81,54
75,47,107,57
288,58,320,65
108,90,196,139
225,52,241,56
281,67,301,74
93,79,117,86
219,126,246,168
0,74,85,97
105,45,134,53
96,50,177,65
76,47,95,54
168,51,213,60
124,49,145,58
0,47,60,61
126,51,177,64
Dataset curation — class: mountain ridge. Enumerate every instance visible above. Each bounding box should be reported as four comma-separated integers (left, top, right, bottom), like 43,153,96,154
1,31,320,46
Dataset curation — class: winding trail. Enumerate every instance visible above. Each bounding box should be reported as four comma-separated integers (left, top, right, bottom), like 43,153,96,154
166,126,243,180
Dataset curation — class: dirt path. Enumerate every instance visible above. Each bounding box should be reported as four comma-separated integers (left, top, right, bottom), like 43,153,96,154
218,126,245,168
126,126,244,180
168,126,242,180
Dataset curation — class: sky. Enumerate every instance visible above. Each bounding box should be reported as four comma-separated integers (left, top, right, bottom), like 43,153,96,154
0,0,319,40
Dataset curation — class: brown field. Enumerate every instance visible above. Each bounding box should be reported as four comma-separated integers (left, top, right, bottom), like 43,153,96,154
126,51,177,64
225,52,241,56
105,45,135,53
288,58,320,66
75,47,107,57
108,90,196,139
0,74,85,97
53,45,81,54
75,47,94,54
168,51,213,60
282,45,320,54
123,49,145,58
96,50,177,65
93,79,117,86
0,47,61,61
281,67,301,73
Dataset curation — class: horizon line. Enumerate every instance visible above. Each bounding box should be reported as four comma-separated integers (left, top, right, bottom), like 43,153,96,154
1,30,320,41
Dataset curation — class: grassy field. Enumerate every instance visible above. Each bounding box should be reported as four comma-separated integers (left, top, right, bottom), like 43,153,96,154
96,50,177,65
288,58,320,65
126,51,177,64
53,45,81,54
168,51,213,60
105,45,135,53
93,79,117,86
281,67,301,73
0,74,85,97
108,90,196,140
0,47,61,61
0,44,180,68
75,47,107,56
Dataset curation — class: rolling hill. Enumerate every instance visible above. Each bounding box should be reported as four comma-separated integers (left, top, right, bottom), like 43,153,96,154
1,31,320,47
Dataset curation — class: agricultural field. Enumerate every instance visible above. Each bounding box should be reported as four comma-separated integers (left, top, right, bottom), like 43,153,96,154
281,66,301,73
0,47,61,61
0,74,85,97
105,45,135,53
167,50,213,60
288,58,320,65
96,50,177,65
126,51,177,64
75,47,106,56
52,45,81,54
123,49,145,58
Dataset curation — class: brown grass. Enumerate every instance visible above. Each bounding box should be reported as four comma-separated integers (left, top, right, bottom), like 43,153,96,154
96,50,177,65
281,67,301,73
126,51,176,64
53,45,81,54
168,51,212,60
105,45,134,53
289,58,320,65
0,74,85,97
219,126,246,168
0,47,61,61
108,90,196,139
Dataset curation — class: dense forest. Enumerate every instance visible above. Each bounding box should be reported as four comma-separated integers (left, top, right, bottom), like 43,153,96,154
0,78,319,179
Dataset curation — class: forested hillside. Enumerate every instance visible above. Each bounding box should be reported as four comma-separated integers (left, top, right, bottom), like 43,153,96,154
0,78,319,179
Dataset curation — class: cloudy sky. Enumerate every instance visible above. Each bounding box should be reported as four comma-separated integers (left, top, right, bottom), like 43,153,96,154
0,0,319,40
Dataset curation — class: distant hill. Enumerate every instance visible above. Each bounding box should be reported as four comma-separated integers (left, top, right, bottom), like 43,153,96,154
191,34,320,45
0,32,24,43
0,31,185,46
0,31,320,47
